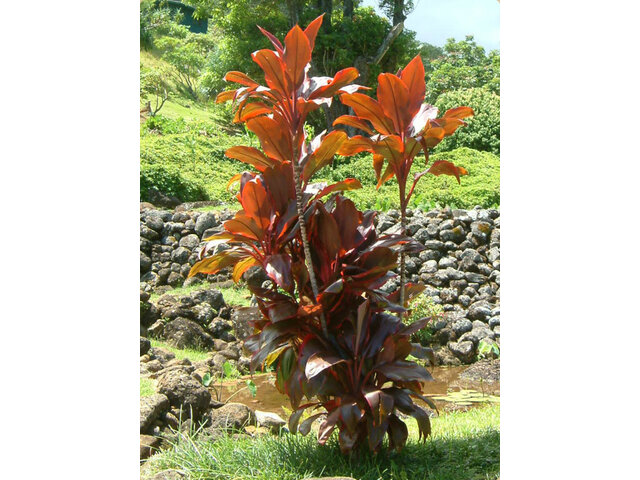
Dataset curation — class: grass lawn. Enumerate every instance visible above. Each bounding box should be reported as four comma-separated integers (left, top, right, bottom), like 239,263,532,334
142,404,500,480
149,282,252,307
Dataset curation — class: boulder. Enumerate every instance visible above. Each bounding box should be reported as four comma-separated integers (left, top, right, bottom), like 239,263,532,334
179,234,200,249
448,340,476,363
140,337,151,356
451,318,472,337
191,289,225,310
195,212,218,236
468,301,492,321
140,394,170,433
167,272,184,288
230,306,260,341
140,434,162,460
208,403,256,432
255,410,286,433
156,369,211,420
163,317,215,350
171,247,190,264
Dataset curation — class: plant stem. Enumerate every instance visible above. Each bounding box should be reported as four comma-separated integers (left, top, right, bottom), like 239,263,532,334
292,152,329,339
399,181,408,307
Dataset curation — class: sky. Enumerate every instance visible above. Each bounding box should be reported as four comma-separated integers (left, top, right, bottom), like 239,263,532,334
361,0,500,51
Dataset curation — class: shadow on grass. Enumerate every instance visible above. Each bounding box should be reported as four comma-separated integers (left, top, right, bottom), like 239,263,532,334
146,427,499,480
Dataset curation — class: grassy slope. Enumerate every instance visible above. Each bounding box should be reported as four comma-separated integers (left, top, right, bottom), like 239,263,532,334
140,52,500,209
142,404,500,480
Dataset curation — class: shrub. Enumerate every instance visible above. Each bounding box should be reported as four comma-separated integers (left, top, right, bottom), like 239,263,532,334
188,17,437,454
425,36,500,102
140,128,245,203
406,294,444,345
140,162,208,202
434,88,500,155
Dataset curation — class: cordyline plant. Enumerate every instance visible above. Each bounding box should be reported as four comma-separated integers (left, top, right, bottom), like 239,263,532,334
188,15,439,454
335,56,474,305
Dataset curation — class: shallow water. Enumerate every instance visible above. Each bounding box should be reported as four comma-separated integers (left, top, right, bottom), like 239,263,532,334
211,365,500,416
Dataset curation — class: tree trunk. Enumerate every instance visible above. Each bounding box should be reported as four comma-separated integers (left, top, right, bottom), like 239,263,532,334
317,0,333,33
343,0,354,19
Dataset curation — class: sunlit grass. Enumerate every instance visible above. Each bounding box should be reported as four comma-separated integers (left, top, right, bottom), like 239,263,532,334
140,377,157,397
142,404,499,480
149,282,251,307
149,339,211,363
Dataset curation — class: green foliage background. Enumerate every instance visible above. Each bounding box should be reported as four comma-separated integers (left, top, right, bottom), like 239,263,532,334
435,87,500,155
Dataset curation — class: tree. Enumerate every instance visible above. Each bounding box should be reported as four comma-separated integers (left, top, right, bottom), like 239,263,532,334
156,29,215,99
140,65,171,116
425,35,500,102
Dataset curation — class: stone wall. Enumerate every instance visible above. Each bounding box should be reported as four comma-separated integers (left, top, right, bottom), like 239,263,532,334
140,204,500,365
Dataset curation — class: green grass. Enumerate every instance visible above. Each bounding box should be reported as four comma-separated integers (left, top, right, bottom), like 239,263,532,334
140,377,157,397
149,339,211,363
142,404,499,480
217,284,252,307
315,147,500,211
149,282,251,307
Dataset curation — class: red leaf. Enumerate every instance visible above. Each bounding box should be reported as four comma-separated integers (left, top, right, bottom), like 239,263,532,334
376,162,396,189
398,55,426,118
257,25,284,53
333,115,374,135
313,178,362,200
264,254,293,291
225,146,277,172
224,71,259,87
188,251,245,278
318,408,340,444
372,154,385,182
305,352,345,380
225,213,263,241
388,414,409,452
216,89,237,103
234,102,271,123
304,15,324,51
283,25,311,89
302,130,347,181
443,106,474,120
409,103,438,136
336,135,374,156
427,160,468,184
375,361,433,382
251,49,289,95
246,116,293,162
339,93,394,135
377,73,413,134
240,179,272,231
372,135,404,168
308,67,359,100
232,256,260,282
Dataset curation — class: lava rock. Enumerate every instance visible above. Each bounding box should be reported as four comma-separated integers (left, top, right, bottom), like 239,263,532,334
156,370,211,420
451,318,473,337
140,394,170,433
448,341,476,364
207,403,256,432
163,317,215,350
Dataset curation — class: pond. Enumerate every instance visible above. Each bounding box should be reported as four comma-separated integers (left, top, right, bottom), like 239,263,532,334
210,365,500,417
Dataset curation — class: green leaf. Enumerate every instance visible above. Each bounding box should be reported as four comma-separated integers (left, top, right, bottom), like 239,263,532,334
246,379,257,397
202,372,212,387
223,361,234,378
